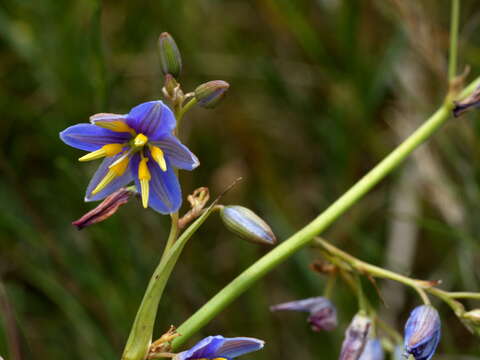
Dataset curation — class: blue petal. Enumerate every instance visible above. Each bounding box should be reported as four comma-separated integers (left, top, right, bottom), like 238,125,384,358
214,337,265,358
85,153,134,202
60,124,131,151
175,336,225,360
152,135,199,171
270,297,332,313
126,101,175,141
131,154,181,214
358,339,384,360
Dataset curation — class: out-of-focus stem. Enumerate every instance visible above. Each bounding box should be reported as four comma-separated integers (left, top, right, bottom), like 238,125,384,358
172,77,480,349
448,0,460,82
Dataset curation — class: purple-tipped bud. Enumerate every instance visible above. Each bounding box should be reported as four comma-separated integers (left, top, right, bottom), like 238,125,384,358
158,32,182,78
358,339,384,360
403,305,441,360
339,314,372,360
194,80,230,109
270,296,337,331
72,187,134,229
220,206,276,245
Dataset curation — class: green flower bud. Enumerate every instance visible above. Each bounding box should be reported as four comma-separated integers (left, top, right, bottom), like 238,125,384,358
220,205,276,245
194,80,230,109
463,309,480,324
158,32,182,78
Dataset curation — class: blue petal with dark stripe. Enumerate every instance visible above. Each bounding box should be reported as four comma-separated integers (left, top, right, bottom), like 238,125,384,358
152,135,199,170
60,124,131,151
126,101,175,140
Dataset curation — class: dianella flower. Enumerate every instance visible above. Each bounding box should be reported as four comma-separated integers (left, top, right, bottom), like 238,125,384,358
358,339,384,360
60,101,199,214
174,335,264,360
339,313,371,360
403,305,441,360
270,296,337,331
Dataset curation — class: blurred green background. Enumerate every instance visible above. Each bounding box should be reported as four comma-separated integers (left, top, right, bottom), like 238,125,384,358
1,0,480,359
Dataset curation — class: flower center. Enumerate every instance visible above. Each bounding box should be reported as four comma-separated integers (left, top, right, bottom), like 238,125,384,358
133,133,149,147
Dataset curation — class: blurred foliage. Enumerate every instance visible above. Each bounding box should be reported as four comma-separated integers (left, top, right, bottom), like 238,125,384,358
1,0,480,359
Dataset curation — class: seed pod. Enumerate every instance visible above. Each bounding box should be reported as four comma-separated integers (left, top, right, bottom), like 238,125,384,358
194,80,230,108
158,32,182,78
220,205,276,245
270,297,337,331
339,314,372,360
403,305,441,360
358,339,384,360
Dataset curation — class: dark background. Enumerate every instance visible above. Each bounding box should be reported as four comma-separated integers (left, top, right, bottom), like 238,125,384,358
1,1,480,359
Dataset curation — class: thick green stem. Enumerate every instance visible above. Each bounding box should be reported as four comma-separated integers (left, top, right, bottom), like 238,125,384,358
172,77,480,349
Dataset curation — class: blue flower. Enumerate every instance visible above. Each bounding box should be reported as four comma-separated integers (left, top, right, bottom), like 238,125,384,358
60,101,199,214
270,296,337,331
358,339,384,360
403,305,441,360
175,335,264,360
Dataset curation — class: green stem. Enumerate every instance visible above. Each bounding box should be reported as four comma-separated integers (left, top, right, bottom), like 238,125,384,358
448,0,460,82
447,292,480,300
177,98,197,127
121,202,219,360
172,77,480,350
164,213,179,253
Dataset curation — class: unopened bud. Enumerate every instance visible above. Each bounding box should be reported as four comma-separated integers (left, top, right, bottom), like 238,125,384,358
194,80,230,109
358,339,384,360
463,309,480,324
158,32,182,78
453,85,480,117
220,205,276,245
72,187,134,229
270,296,337,331
339,314,372,360
403,305,441,360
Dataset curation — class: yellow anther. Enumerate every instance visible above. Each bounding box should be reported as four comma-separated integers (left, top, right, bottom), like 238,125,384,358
149,145,167,171
134,133,148,147
78,143,124,162
93,120,136,134
91,157,130,195
138,157,151,208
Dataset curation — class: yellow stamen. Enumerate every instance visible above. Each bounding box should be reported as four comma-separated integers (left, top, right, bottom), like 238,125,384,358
138,157,151,208
91,156,129,195
149,145,167,171
134,133,148,147
79,143,124,162
93,120,136,134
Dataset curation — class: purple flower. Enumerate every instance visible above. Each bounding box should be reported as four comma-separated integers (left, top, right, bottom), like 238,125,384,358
175,335,264,360
403,305,441,360
60,101,199,214
270,296,337,331
358,339,384,360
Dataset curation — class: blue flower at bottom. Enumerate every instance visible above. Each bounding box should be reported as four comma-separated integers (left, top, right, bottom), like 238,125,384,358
175,335,264,360
59,101,199,214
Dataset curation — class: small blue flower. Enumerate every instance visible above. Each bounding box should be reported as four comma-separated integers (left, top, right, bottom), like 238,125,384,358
358,339,384,360
403,305,441,360
175,335,264,360
270,296,337,331
60,101,199,214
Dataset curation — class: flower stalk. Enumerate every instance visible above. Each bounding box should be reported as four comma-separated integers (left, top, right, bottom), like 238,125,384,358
172,77,480,349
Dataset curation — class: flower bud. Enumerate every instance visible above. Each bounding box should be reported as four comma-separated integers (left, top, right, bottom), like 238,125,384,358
158,32,182,78
453,85,480,117
403,305,441,360
358,339,384,360
339,314,372,360
194,80,230,109
270,296,337,332
72,187,134,229
220,205,276,245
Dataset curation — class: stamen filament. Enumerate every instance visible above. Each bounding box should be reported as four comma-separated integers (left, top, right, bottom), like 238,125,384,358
92,156,130,195
149,145,167,171
138,157,151,208
79,143,124,162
